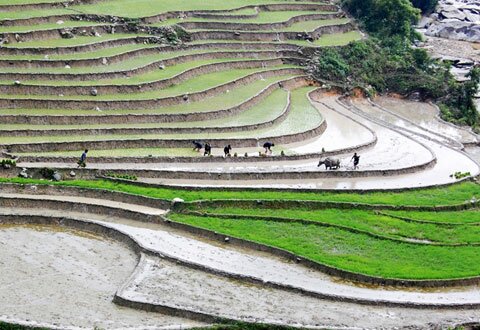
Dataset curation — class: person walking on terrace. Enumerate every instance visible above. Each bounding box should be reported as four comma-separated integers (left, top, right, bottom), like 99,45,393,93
351,152,360,170
263,142,275,155
224,144,232,157
192,140,203,152
204,142,212,156
77,149,88,168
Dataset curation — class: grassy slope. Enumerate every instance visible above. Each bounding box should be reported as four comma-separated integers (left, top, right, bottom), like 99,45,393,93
0,66,297,101
186,207,480,244
0,75,293,116
169,213,480,279
1,177,479,279
1,88,289,130
1,178,478,206
1,86,317,143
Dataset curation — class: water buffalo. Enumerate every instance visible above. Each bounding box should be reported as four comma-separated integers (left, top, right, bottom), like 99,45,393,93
317,157,340,170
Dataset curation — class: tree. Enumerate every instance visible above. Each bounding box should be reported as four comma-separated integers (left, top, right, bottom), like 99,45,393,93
410,0,438,14
342,0,421,40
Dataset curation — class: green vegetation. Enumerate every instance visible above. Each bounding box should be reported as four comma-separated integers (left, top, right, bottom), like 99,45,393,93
410,0,438,14
1,88,288,130
169,213,480,279
0,66,296,101
105,172,138,181
3,34,147,48
0,321,48,330
0,21,107,34
188,18,351,33
0,86,319,144
0,159,16,168
1,177,480,279
0,75,294,116
308,0,480,127
1,177,479,206
182,206,480,244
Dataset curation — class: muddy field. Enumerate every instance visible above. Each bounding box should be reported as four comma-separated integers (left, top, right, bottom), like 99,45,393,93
0,224,204,329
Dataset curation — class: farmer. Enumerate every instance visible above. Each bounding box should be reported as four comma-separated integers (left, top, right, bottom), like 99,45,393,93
192,140,203,152
204,142,212,156
224,144,232,157
77,149,88,168
351,152,360,169
263,142,275,154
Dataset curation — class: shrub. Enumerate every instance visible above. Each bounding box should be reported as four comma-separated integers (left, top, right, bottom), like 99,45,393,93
39,167,55,180
1,159,16,168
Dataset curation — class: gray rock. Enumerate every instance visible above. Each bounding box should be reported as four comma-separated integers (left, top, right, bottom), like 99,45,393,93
90,88,98,96
407,91,422,101
60,29,74,39
69,171,76,177
52,172,62,181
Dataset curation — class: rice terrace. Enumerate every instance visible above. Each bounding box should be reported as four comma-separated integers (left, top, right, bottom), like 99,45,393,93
1,0,480,328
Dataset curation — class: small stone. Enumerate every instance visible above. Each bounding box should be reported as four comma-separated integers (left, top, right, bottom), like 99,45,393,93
44,55,49,59
159,64,165,70
56,20,64,25
52,172,62,181
224,237,230,242
94,31,101,37
13,80,21,85
102,57,108,65
69,171,76,177
182,94,189,101
172,197,184,203
90,88,98,96
64,64,71,69
95,106,102,112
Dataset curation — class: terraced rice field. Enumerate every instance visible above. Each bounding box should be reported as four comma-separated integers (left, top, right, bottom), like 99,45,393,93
1,0,480,329
0,0,477,190
0,0,362,166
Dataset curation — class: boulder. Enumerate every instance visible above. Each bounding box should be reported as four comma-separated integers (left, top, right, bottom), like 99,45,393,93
19,169,28,178
60,29,74,39
52,171,62,181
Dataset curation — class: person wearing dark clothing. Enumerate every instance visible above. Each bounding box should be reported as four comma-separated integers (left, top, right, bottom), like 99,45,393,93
352,153,360,169
204,143,212,156
78,149,88,168
224,144,232,157
192,140,203,152
263,142,275,154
